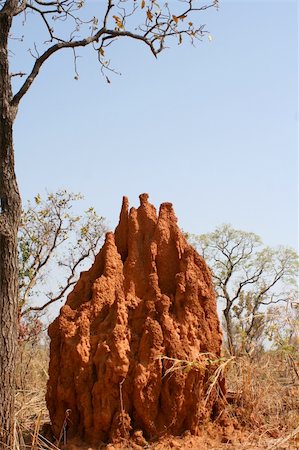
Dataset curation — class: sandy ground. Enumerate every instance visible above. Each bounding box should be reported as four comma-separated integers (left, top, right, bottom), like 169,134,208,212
63,428,299,450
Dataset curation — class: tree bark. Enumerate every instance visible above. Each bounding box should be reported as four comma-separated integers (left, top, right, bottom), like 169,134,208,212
0,7,21,447
223,306,235,356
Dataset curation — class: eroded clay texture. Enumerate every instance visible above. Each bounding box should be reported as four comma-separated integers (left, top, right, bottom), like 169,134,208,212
46,194,224,445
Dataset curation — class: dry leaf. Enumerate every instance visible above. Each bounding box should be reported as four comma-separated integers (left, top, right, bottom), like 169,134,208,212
112,15,124,29
147,9,153,21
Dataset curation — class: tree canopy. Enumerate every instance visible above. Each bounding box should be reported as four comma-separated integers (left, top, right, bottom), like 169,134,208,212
190,224,298,355
18,190,107,319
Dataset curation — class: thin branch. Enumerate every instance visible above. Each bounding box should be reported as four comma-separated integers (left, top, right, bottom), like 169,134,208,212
260,297,288,306
20,218,63,304
11,29,105,106
10,71,26,77
72,47,79,79
230,267,264,303
26,3,60,41
22,243,95,315
103,0,113,28
11,25,162,106
35,0,66,6
22,280,76,315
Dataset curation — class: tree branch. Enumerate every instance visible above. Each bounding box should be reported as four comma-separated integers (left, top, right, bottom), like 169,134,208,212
11,26,160,106
22,242,94,315
13,0,26,15
230,266,264,303
11,28,106,106
1,0,18,15
22,280,77,315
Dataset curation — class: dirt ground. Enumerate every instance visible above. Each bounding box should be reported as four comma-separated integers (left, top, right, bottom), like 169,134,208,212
62,427,299,450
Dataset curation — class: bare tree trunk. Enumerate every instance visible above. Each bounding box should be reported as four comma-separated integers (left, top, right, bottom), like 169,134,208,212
0,8,21,448
223,306,235,356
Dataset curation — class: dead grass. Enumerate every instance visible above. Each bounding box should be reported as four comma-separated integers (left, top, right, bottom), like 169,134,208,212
226,352,299,435
12,345,299,449
13,342,51,449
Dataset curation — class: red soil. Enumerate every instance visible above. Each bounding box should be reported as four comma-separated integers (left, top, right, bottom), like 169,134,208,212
47,194,226,447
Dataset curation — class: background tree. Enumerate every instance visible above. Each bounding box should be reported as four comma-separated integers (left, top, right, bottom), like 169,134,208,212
0,0,218,444
18,189,107,325
190,224,298,356
266,303,299,355
17,190,107,396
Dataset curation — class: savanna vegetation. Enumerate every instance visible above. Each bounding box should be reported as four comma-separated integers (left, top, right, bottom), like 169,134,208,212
0,1,296,447
13,191,299,449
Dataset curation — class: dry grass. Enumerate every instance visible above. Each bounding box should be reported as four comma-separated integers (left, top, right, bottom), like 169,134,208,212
12,345,299,449
14,342,51,449
226,352,299,435
221,351,299,449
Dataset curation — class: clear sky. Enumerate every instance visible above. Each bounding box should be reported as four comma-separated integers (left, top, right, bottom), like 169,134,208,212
12,0,298,250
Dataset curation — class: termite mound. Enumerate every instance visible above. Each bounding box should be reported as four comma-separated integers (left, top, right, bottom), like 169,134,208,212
46,194,225,446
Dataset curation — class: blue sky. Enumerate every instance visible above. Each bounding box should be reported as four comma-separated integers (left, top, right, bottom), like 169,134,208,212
12,0,298,250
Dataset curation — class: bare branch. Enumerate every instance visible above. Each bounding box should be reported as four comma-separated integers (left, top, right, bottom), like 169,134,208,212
21,234,101,315
10,71,26,77
103,0,113,28
9,0,218,104
11,29,103,106
13,0,26,15
26,3,58,40
22,281,76,315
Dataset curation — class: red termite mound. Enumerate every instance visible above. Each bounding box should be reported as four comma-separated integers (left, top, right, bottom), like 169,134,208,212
46,194,225,446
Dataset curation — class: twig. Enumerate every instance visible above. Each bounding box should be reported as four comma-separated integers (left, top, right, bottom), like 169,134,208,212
10,72,27,78
56,409,71,447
